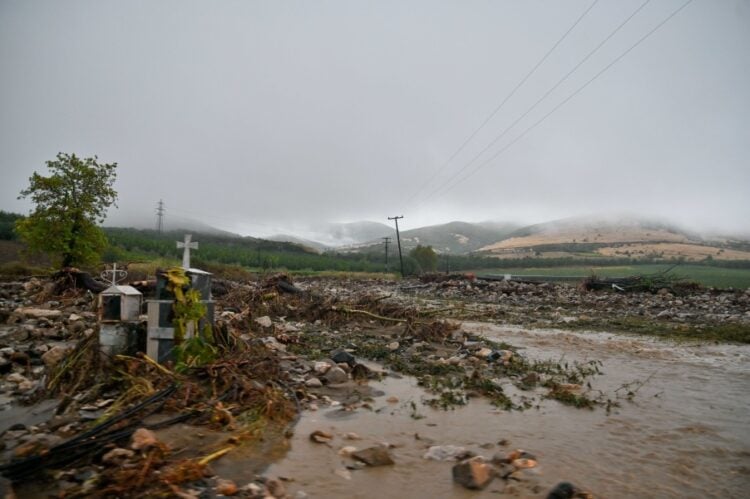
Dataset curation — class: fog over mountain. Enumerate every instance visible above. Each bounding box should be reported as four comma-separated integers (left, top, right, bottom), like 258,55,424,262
1,1,748,236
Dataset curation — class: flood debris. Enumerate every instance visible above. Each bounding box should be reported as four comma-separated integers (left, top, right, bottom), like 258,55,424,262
0,269,747,497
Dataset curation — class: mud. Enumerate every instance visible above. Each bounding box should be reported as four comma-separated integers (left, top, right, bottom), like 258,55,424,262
266,325,750,498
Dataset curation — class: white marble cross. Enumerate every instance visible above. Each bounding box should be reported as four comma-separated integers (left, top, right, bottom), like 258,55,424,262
177,234,199,269
101,263,127,286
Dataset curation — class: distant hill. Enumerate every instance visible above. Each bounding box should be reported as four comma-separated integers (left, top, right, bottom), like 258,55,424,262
266,234,329,253
320,221,393,246
342,221,519,255
477,216,750,262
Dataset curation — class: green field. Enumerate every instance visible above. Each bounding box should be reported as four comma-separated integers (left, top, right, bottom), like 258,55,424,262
475,264,750,289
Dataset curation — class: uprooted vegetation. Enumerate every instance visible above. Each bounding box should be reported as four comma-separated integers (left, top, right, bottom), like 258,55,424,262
0,269,747,496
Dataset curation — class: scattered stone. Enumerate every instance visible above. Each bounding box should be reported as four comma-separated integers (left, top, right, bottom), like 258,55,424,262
475,347,493,359
386,396,399,403
261,337,286,351
216,478,238,496
313,361,331,374
324,366,349,385
351,446,394,466
423,445,470,461
344,432,362,440
305,377,323,388
6,373,28,384
547,482,579,499
13,307,62,320
351,363,371,380
131,428,158,450
512,458,538,469
266,478,286,497
101,447,135,465
330,349,356,367
452,457,493,490
41,345,69,368
338,446,357,456
309,430,334,444
254,316,273,328
387,341,399,351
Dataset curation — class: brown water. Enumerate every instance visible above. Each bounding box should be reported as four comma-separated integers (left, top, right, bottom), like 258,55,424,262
262,324,750,498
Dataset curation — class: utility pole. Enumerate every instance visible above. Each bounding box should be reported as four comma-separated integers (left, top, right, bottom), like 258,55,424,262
155,199,165,234
387,216,405,277
382,237,391,272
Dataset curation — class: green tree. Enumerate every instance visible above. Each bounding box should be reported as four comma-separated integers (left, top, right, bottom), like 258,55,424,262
409,245,438,274
16,153,118,267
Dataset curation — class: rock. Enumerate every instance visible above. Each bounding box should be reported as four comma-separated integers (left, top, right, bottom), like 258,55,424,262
67,313,83,322
344,432,361,440
131,428,158,450
475,347,493,359
351,446,394,466
17,380,36,392
423,445,470,461
324,366,348,385
387,341,399,351
512,458,538,469
309,430,334,444
266,478,286,498
42,345,69,368
330,349,356,367
452,458,493,490
14,308,62,320
489,350,513,364
6,373,28,384
351,363,371,380
101,447,135,465
386,396,399,403
216,478,238,496
261,337,286,351
313,361,331,374
338,446,357,456
547,482,578,499
254,316,273,328
304,377,323,388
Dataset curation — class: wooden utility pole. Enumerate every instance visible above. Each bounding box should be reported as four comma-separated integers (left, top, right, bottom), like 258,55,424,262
387,216,405,277
382,237,391,272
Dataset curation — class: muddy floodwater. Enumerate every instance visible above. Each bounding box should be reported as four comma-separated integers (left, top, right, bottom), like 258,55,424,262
263,324,750,498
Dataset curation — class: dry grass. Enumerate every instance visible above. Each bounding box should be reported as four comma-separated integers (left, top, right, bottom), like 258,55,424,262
480,227,691,251
596,243,750,261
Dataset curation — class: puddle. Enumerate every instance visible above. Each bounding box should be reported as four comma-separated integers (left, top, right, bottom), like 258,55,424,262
264,323,750,498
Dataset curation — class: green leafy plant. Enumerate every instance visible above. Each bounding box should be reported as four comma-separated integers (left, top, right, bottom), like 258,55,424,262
16,153,117,267
164,267,216,370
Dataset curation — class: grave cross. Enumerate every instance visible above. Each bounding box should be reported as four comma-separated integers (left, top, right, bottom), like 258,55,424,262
100,263,127,286
177,234,199,269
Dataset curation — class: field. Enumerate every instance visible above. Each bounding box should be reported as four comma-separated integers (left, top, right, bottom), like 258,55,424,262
474,264,750,289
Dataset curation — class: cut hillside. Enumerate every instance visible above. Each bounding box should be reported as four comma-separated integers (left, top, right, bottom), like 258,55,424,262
478,217,750,262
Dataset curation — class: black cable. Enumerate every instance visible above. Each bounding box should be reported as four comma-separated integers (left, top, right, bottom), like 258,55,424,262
406,0,601,207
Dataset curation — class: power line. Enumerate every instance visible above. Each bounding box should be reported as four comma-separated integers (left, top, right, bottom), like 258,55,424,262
437,0,695,197
415,0,654,206
405,0,601,207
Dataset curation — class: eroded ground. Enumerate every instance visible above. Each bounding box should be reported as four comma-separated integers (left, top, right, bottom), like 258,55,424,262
0,274,748,497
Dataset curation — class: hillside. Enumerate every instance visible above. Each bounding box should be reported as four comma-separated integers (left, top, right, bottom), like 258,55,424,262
478,217,750,262
342,221,519,255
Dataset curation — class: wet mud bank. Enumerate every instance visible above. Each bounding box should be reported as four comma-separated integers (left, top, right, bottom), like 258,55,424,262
268,324,750,498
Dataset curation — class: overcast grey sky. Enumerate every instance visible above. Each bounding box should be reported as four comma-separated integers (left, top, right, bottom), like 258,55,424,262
1,0,748,237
